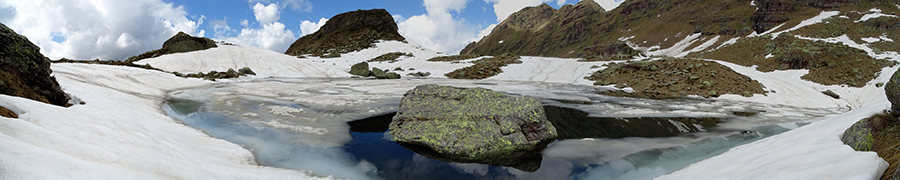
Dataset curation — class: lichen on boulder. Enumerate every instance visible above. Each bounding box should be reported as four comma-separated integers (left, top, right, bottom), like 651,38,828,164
388,84,557,171
0,22,69,106
348,62,399,79
841,118,876,151
350,62,373,76
887,69,900,116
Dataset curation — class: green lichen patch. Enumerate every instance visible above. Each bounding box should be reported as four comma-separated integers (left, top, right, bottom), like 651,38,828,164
841,111,900,180
585,58,766,99
445,54,522,79
388,85,556,171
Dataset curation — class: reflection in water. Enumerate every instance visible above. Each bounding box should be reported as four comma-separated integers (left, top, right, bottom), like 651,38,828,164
163,79,836,180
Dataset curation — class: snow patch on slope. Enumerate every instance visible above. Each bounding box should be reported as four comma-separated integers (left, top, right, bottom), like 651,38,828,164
0,64,333,179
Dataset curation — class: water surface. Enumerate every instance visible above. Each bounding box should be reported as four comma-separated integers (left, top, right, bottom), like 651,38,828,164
164,78,838,180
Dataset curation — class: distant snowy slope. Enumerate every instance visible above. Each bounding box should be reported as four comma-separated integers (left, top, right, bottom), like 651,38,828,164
135,44,349,78
0,63,332,180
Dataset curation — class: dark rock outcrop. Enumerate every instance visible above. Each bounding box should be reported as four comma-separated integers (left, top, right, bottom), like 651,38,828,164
388,85,557,171
176,67,256,81
285,9,405,56
348,62,400,79
0,22,69,106
888,69,900,116
126,32,217,63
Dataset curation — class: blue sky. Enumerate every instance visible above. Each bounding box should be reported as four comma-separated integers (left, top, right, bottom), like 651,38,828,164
0,0,624,60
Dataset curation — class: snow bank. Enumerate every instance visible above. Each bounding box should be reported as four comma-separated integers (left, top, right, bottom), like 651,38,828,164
0,63,332,179
657,96,890,179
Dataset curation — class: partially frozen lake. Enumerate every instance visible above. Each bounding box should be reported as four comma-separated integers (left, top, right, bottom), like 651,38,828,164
163,78,840,180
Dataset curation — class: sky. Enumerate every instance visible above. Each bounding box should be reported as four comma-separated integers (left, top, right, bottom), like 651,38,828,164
0,0,625,60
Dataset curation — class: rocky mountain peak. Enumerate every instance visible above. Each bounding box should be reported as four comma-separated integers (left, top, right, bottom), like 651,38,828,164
284,9,405,56
502,3,556,31
126,31,217,63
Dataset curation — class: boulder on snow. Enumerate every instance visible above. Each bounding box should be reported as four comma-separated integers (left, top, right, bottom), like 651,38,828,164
285,9,405,56
0,22,69,106
372,67,400,79
840,118,876,151
126,32,217,63
887,69,900,116
350,62,373,76
388,85,557,171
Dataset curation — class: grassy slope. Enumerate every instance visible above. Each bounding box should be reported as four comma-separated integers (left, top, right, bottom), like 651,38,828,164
463,0,763,58
586,58,766,99
700,2,899,87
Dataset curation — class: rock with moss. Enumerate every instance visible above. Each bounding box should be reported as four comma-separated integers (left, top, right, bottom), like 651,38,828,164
350,62,373,76
388,85,557,171
238,67,256,75
0,22,69,106
841,118,875,151
888,69,900,116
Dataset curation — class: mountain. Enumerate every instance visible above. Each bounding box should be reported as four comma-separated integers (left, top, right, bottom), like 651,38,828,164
126,32,217,63
0,22,69,107
462,0,889,58
284,9,406,57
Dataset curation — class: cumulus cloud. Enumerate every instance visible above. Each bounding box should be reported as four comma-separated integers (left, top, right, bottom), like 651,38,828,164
484,0,566,22
252,3,280,25
0,0,203,60
594,0,626,11
248,0,312,12
299,18,328,36
213,2,295,53
398,0,491,54
217,22,296,52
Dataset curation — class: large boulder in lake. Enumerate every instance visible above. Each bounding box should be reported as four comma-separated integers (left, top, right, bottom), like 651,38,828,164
126,32,217,63
388,84,557,171
284,9,405,56
887,69,900,116
0,22,69,106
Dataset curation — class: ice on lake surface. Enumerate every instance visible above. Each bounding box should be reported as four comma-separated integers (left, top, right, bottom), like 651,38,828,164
163,78,840,180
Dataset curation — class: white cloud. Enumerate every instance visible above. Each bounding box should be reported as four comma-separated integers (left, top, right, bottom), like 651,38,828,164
594,0,625,11
212,2,296,53
217,22,296,53
484,0,562,22
423,0,468,13
248,0,312,12
299,18,328,36
210,19,233,37
240,19,250,28
398,0,490,54
252,3,280,25
1,0,203,60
